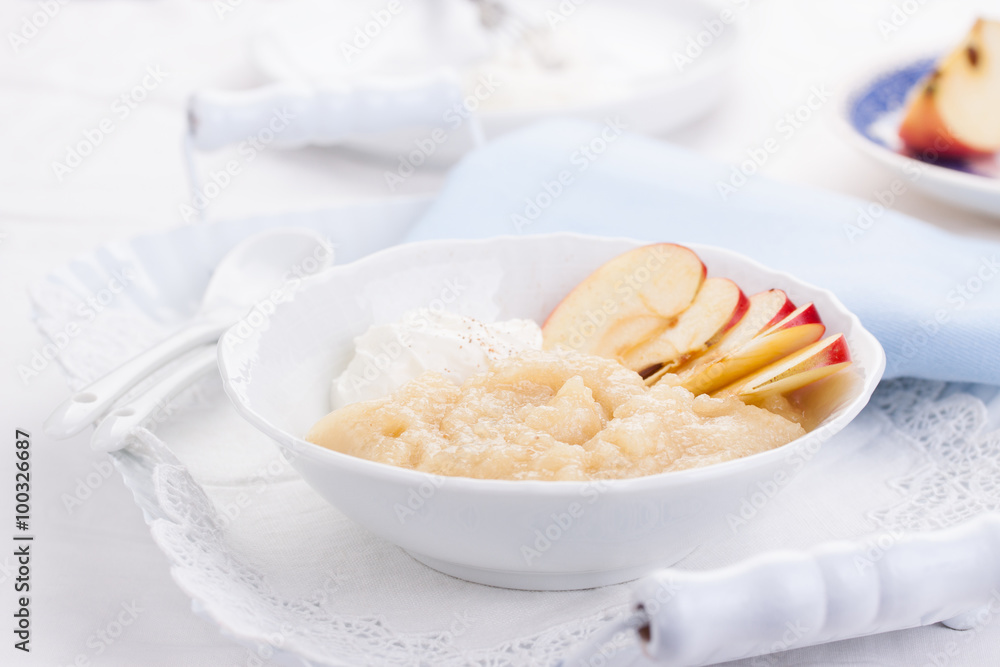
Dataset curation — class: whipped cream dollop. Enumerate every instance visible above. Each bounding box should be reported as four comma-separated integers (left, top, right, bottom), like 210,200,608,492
331,309,543,409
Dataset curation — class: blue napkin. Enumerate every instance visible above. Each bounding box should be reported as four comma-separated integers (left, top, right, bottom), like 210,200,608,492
405,119,1000,385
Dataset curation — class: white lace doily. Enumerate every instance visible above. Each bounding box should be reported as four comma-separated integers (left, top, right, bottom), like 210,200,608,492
29,220,1000,666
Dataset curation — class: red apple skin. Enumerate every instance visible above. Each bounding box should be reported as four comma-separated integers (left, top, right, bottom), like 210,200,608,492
741,361,853,399
766,334,851,379
665,290,795,386
693,290,793,357
669,277,749,350
679,322,826,396
764,292,798,329
542,243,706,357
621,278,747,373
718,334,852,399
541,243,706,330
898,18,1000,158
715,289,752,343
762,303,823,335
778,334,852,373
898,83,988,159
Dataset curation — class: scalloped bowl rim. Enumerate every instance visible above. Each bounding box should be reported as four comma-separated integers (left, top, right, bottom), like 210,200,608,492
217,233,886,496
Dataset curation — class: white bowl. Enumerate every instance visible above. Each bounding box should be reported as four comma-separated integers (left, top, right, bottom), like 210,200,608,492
218,234,885,591
250,0,735,163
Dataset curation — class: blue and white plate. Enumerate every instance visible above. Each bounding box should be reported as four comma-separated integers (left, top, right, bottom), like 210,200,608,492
839,57,1000,217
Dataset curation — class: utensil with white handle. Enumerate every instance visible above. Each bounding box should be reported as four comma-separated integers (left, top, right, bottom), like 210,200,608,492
44,227,333,438
188,70,465,152
90,346,219,453
625,513,1000,666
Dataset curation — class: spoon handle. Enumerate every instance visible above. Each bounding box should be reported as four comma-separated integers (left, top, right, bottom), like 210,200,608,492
44,318,228,438
631,513,1000,666
187,70,462,152
90,346,218,453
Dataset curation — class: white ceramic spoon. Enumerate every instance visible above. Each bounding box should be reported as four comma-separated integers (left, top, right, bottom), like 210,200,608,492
44,227,333,438
90,346,218,453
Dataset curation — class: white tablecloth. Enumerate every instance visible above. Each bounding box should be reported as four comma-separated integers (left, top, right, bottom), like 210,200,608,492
3,1,1000,665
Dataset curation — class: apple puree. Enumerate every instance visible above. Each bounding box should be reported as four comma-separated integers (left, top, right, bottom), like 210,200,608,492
306,349,805,481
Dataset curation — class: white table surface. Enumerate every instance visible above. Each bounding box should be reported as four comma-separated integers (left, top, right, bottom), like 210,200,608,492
3,1,1000,665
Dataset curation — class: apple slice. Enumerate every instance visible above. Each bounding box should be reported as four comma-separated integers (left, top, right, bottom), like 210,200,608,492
758,303,822,336
620,278,748,374
786,366,863,431
622,337,681,378
679,322,826,395
660,289,795,386
599,316,670,362
898,18,1000,157
722,289,798,344
542,244,706,358
714,334,852,400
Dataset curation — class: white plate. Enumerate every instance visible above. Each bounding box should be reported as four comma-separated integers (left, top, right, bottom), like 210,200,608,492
30,204,1000,666
837,56,1000,217
251,0,735,159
